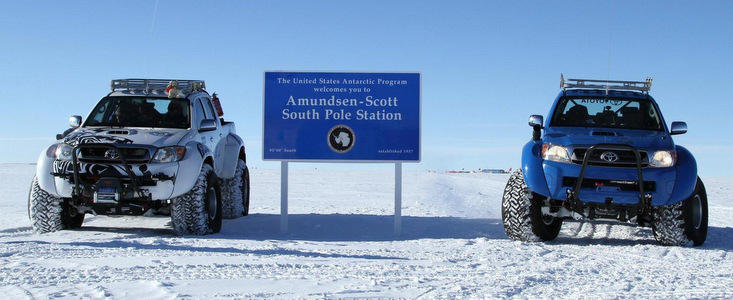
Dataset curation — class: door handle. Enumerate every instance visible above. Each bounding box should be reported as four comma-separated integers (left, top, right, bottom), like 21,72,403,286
210,137,214,142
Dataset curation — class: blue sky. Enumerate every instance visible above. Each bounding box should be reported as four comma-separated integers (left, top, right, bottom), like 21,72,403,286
1,1,731,176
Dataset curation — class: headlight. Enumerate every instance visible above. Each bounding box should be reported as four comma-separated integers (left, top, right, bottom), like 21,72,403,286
649,150,676,168
541,143,571,163
54,144,74,161
152,146,186,163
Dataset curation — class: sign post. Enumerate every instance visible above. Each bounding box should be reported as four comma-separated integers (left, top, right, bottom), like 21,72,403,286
264,71,420,236
394,162,402,236
280,161,288,234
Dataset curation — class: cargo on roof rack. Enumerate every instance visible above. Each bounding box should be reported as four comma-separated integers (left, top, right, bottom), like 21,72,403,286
110,79,206,94
560,74,652,94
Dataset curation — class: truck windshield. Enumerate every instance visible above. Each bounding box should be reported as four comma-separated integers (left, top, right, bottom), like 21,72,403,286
550,97,663,131
84,97,190,129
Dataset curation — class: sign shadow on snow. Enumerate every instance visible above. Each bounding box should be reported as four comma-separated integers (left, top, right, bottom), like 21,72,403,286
69,214,506,241
217,214,506,241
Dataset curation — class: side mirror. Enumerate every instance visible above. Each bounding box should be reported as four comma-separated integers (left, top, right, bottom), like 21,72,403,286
199,119,217,132
529,115,543,141
670,121,687,135
528,115,543,128
56,134,64,140
69,115,82,128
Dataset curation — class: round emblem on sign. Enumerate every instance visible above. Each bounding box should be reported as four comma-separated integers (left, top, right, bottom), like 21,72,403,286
600,151,619,163
328,125,355,153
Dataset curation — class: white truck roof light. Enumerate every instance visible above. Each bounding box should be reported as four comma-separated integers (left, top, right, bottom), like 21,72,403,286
560,74,652,94
110,79,206,95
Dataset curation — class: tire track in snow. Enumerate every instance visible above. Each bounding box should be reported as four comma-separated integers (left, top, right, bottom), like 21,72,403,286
411,173,499,218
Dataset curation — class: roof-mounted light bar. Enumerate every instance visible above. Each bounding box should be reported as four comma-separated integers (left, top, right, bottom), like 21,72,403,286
560,74,652,94
111,79,206,94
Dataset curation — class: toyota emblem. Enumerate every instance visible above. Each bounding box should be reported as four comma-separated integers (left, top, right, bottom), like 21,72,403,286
600,151,619,163
104,149,119,159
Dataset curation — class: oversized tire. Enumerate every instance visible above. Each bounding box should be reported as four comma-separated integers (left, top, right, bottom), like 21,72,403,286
170,164,222,235
220,159,250,218
502,170,562,242
28,177,84,233
652,177,708,246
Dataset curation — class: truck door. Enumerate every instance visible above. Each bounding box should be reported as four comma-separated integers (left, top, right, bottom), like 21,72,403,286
200,97,225,172
195,97,219,168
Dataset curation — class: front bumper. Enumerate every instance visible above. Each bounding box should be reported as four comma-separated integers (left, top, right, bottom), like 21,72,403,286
543,160,675,206
52,160,178,201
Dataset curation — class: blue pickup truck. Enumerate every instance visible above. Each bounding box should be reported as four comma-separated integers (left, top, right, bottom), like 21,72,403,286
502,75,707,246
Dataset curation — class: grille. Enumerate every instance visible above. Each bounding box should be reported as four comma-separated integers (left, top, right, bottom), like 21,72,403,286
79,147,150,163
563,177,656,192
572,148,648,168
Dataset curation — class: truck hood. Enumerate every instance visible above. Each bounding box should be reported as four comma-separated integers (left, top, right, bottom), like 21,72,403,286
543,127,674,150
62,127,189,147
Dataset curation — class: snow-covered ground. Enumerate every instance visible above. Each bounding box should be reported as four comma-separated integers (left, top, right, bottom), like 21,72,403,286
0,163,731,299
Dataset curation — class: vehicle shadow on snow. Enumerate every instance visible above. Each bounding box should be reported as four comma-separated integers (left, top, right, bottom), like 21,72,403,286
0,226,32,234
56,239,407,260
76,225,174,236
554,220,660,246
4,238,405,260
551,220,733,251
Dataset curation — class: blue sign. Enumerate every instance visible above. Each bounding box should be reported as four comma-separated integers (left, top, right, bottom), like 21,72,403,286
263,72,420,162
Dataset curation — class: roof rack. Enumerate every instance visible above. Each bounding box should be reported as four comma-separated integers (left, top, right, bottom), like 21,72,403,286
110,79,206,94
560,74,652,94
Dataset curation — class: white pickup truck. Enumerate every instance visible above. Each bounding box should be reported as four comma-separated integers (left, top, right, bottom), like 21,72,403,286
29,79,250,235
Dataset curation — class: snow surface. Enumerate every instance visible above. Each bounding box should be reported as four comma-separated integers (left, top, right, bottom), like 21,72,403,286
0,163,731,298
